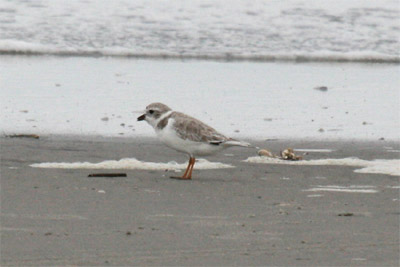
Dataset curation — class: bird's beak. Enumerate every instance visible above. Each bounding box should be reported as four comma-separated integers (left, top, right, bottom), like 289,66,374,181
137,114,146,121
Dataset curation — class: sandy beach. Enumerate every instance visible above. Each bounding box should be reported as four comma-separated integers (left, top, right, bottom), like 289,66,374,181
1,54,398,267
1,1,399,266
1,135,399,266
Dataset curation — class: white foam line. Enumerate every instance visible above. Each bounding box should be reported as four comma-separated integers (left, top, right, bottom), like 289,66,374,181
303,185,378,193
30,158,234,170
244,157,400,176
305,188,378,193
318,185,376,189
386,185,400,189
294,149,334,153
304,185,378,193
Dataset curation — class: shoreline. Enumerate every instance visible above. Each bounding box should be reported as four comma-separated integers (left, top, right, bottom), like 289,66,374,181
2,132,399,147
1,52,399,64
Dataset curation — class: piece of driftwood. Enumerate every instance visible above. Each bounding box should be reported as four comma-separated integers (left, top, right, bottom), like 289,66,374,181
7,134,39,139
88,173,127,177
338,213,354,217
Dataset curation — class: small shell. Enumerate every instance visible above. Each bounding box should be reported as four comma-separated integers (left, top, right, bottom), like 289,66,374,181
258,149,274,157
280,148,302,161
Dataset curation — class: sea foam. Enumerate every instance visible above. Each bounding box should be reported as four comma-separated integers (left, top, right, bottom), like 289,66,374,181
30,158,234,170
244,157,400,176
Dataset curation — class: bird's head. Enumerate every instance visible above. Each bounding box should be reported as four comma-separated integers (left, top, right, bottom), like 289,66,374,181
137,102,172,128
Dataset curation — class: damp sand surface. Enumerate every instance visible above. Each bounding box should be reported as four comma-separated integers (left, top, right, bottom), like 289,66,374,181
1,136,399,266
2,56,399,141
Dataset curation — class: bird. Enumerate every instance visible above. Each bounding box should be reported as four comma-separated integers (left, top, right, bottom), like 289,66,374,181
137,102,250,180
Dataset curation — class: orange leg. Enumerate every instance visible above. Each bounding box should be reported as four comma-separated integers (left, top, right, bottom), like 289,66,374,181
181,159,191,178
170,157,195,180
186,157,196,179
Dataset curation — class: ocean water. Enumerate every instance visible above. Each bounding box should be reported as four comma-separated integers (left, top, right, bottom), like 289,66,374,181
1,0,399,140
0,0,399,62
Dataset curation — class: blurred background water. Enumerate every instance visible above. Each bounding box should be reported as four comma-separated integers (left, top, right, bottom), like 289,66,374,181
0,0,399,62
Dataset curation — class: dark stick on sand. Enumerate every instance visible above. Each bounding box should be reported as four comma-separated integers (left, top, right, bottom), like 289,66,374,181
7,134,40,139
88,173,127,177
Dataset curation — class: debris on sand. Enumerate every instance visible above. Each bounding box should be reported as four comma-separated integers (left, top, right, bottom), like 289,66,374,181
257,149,275,158
257,148,303,161
6,134,39,139
338,213,354,217
280,148,302,161
88,173,127,177
314,86,328,92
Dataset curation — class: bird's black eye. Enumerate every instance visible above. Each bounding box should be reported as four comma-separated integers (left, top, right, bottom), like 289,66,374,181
149,110,154,114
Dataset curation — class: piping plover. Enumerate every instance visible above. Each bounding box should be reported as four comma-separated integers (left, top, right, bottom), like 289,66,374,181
137,102,250,180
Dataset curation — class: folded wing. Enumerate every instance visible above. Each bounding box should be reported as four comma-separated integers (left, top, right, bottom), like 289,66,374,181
172,112,229,144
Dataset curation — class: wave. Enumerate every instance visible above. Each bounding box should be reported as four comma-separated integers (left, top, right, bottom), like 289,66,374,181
0,40,398,64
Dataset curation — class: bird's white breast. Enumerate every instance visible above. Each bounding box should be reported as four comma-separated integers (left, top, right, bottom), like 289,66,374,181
155,118,223,157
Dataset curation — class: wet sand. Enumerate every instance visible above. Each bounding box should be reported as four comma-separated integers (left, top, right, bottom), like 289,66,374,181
1,136,399,266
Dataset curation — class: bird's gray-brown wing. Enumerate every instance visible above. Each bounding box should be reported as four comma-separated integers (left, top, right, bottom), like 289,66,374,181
171,112,228,144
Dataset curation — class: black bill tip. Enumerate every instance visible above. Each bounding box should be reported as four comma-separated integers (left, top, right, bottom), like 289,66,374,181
137,114,146,121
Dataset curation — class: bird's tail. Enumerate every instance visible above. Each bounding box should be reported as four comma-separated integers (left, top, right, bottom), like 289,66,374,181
223,139,252,148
